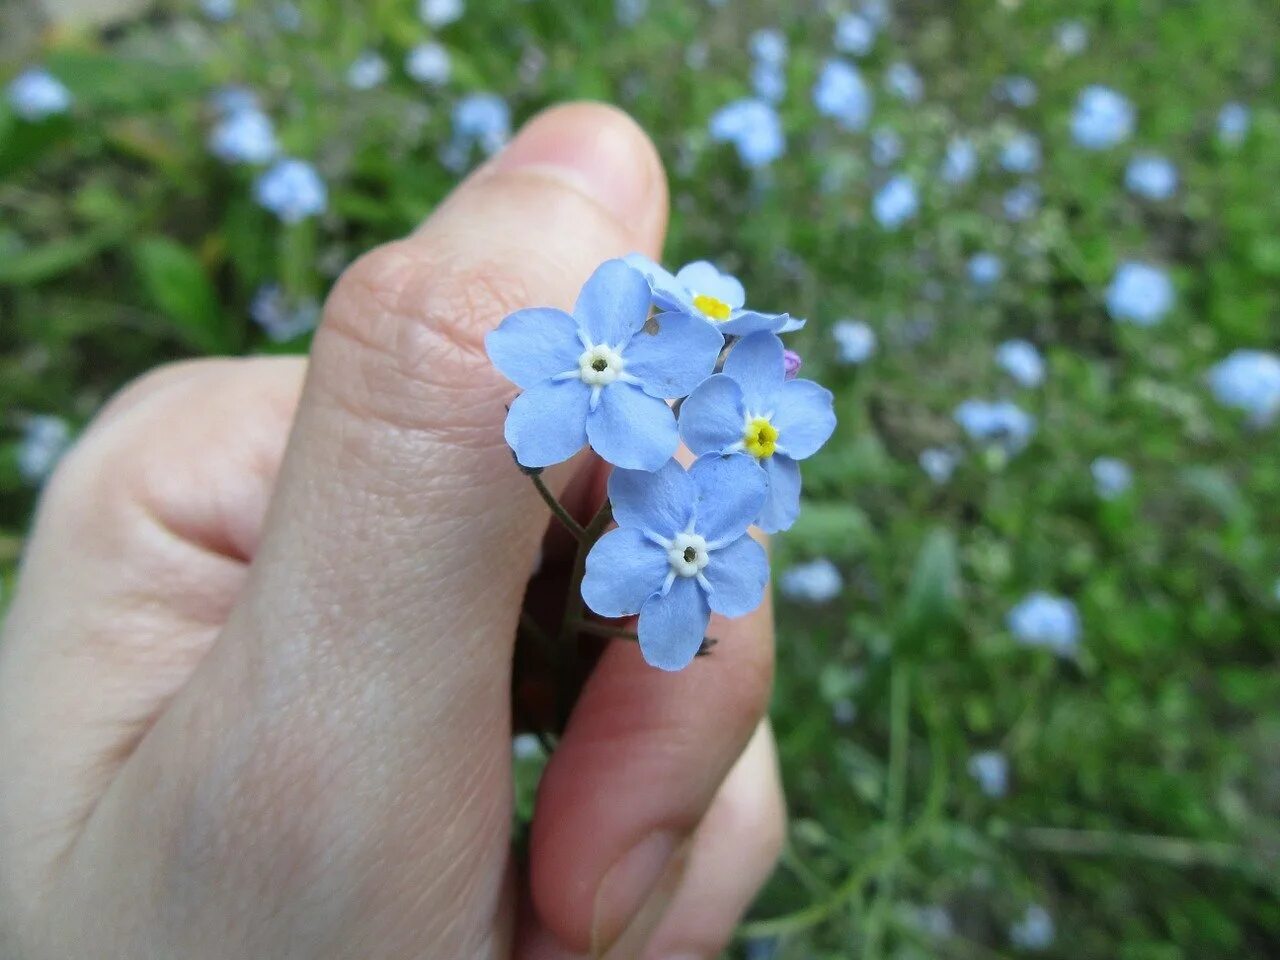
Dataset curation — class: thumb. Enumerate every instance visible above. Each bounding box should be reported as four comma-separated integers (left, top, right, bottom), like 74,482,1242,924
74,103,668,957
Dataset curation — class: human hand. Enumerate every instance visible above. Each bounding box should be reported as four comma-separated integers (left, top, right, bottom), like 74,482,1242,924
0,103,783,960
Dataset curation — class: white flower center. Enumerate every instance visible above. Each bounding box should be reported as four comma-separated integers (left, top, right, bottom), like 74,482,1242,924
667,532,710,578
578,344,625,386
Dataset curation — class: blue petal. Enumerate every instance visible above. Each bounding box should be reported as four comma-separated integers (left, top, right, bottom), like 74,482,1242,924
504,379,590,468
485,307,582,390
581,527,669,618
624,310,724,399
675,261,746,309
717,310,791,337
586,383,679,471
772,379,837,460
638,576,710,671
574,259,652,348
777,314,808,333
723,331,786,409
704,534,770,617
690,453,768,543
625,254,694,314
758,454,802,533
678,374,745,455
608,458,695,539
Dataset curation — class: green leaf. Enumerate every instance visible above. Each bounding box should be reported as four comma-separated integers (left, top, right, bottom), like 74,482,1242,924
133,238,229,353
783,501,875,561
0,227,123,285
897,526,961,647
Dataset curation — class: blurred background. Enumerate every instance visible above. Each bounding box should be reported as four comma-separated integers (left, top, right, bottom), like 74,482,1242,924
3,0,1279,956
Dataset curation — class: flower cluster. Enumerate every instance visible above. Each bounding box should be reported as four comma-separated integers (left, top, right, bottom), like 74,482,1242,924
487,258,835,670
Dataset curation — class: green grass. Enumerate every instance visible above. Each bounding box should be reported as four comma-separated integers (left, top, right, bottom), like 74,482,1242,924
4,0,1280,956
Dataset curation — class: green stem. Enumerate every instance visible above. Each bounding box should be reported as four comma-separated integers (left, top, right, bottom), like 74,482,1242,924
572,619,717,656
553,500,613,729
863,662,911,960
528,472,588,541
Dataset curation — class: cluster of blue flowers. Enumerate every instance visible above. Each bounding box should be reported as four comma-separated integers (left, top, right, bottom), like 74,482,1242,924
487,259,835,670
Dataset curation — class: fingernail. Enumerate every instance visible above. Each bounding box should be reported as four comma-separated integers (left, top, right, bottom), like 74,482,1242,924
592,831,689,958
492,103,660,226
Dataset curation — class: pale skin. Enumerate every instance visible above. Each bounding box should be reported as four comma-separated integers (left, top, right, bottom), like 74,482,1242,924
0,103,784,960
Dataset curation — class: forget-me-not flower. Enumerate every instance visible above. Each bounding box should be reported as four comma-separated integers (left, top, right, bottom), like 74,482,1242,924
941,136,978,185
680,332,837,532
200,0,236,21
749,28,787,65
347,51,389,90
1091,456,1133,499
1002,182,1041,222
833,320,877,364
708,98,785,168
1106,261,1173,326
996,339,1045,388
209,108,278,165
751,62,786,103
919,447,959,485
783,349,803,380
1010,904,1056,952
999,132,1041,174
873,176,919,230
442,92,510,169
870,127,903,167
813,59,872,131
996,75,1038,108
1217,102,1251,146
624,255,800,337
250,285,320,342
615,0,648,26
419,0,463,27
581,456,770,671
954,399,1036,454
779,558,843,603
255,159,327,223
1071,85,1134,150
209,85,259,116
968,252,1003,287
18,415,72,484
834,13,876,56
406,42,451,85
1055,20,1089,56
7,68,72,121
885,61,924,103
1125,153,1177,200
1008,592,1081,657
1207,350,1280,426
488,260,723,471
967,750,1009,798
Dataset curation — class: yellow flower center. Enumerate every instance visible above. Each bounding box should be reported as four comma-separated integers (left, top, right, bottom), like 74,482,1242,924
692,293,732,321
743,416,779,460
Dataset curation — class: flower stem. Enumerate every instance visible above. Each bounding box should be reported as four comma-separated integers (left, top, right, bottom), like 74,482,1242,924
553,500,614,730
528,471,588,541
572,619,718,656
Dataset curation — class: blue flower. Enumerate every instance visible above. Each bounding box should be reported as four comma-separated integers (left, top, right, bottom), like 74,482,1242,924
209,108,278,165
272,1,302,31
200,0,236,21
832,319,876,364
615,0,648,26
967,750,1009,798
1071,85,1134,150
968,252,1003,287
18,415,72,484
885,61,924,103
872,175,918,230
1091,456,1133,499
6,68,72,121
996,75,1038,108
919,446,959,485
708,98,785,168
487,260,723,471
250,285,320,342
996,339,1044,388
1217,102,1251,146
209,85,259,116
1007,592,1080,657
419,0,463,27
813,59,872,131
870,127,903,167
1207,349,1280,426
954,399,1035,455
1002,182,1041,222
751,61,786,103
1010,905,1055,952
347,51,389,90
679,332,837,532
779,558,842,603
441,92,511,169
1125,153,1177,200
834,13,876,56
406,42,451,85
1055,19,1089,56
624,254,801,337
1106,261,1173,326
749,28,787,65
255,159,327,223
940,136,978,185
860,0,890,26
581,456,770,671
999,131,1041,174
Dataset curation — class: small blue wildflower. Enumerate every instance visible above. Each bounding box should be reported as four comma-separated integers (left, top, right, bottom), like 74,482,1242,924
999,132,1041,175
581,456,769,671
200,0,235,21
1091,456,1133,499
1207,350,1280,426
870,127,903,167
996,339,1045,388
1010,904,1056,952
487,260,723,471
250,285,320,342
624,255,800,337
7,68,72,121
996,75,1038,108
1002,182,1041,222
967,750,1009,798
779,558,843,603
872,175,919,230
1055,19,1089,56
954,399,1036,455
209,108,278,165
1106,261,1173,326
834,13,876,56
680,333,837,532
910,905,955,941
615,0,648,27
347,51,389,90
813,59,872,131
406,42,451,85
708,98,785,168
1125,153,1177,200
919,447,959,485
968,252,1003,287
885,61,924,103
941,136,978,185
419,0,463,27
445,92,510,166
209,85,259,116
1008,592,1080,657
18,415,71,484
749,28,787,65
254,159,327,223
1217,102,1251,146
1071,85,1134,150
751,61,786,103
832,319,877,364
272,2,302,30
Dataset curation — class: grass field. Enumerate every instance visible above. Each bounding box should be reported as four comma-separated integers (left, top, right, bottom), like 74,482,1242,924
3,0,1280,956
